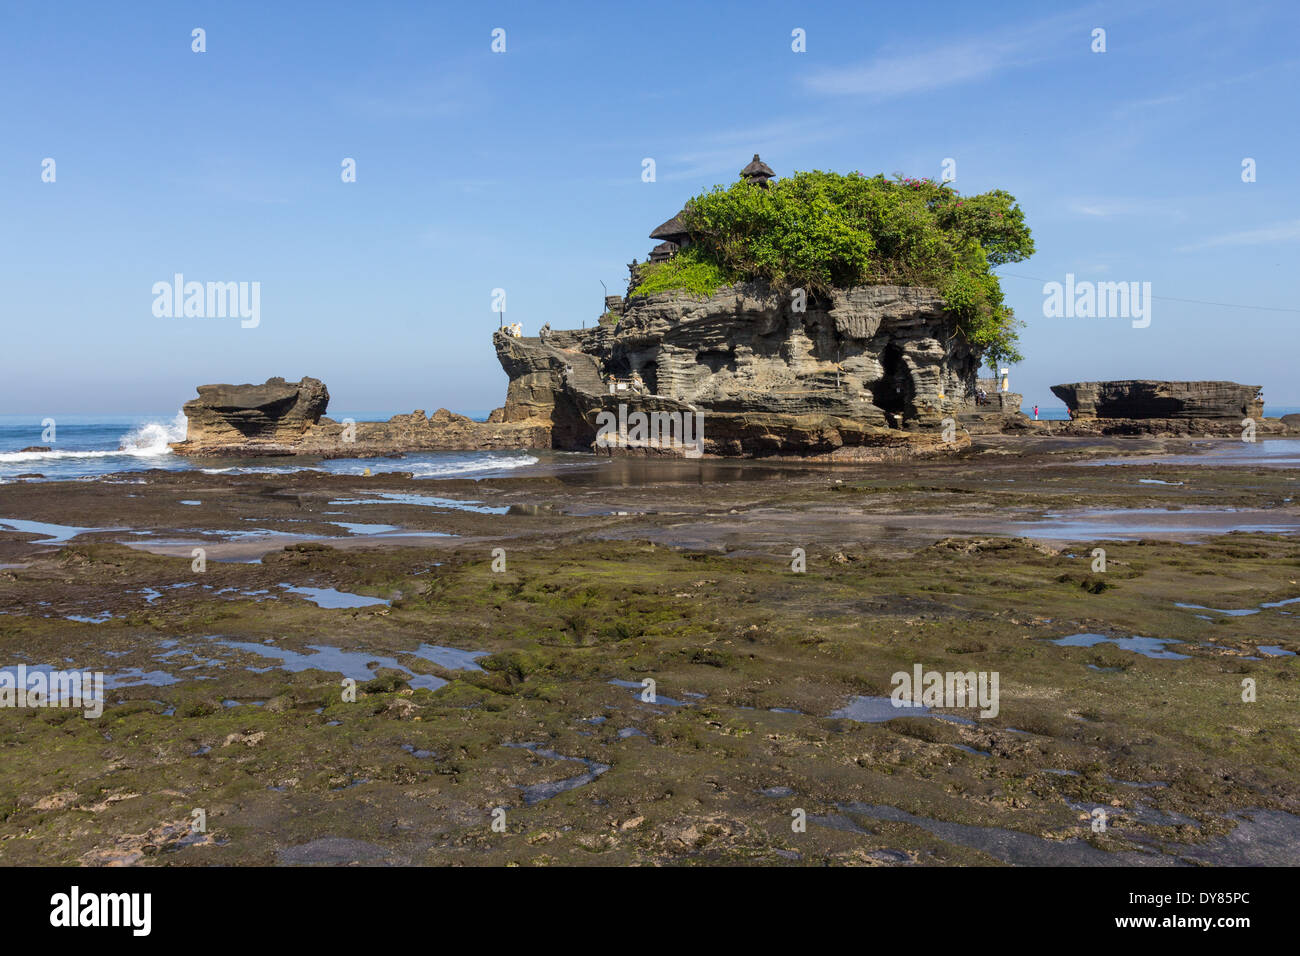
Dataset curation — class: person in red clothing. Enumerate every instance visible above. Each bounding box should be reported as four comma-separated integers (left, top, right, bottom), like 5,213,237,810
1033,405,1039,420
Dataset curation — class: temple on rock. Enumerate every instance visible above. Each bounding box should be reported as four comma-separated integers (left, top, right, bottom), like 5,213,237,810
647,154,776,263
171,153,1297,461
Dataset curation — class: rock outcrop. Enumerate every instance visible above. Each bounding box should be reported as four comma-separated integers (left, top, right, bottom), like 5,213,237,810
493,281,994,457
1050,381,1263,420
176,377,329,452
172,281,1001,459
293,409,549,457
171,378,546,457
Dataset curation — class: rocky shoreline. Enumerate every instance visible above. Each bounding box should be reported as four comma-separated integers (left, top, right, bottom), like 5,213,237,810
169,294,1297,460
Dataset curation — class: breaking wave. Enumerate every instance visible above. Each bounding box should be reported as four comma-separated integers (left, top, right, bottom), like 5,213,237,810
119,412,187,454
0,413,186,463
397,454,540,478
203,454,542,478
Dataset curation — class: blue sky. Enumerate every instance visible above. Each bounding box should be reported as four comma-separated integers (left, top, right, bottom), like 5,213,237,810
2,0,1297,416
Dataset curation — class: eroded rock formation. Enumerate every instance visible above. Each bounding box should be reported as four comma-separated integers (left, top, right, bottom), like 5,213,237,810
172,280,1005,459
493,281,991,457
178,377,329,451
1050,381,1264,420
171,378,545,457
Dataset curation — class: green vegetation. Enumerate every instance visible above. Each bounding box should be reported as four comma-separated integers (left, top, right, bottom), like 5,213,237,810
632,247,730,298
633,170,1035,364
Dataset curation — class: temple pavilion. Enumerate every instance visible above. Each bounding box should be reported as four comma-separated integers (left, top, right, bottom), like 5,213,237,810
647,154,775,262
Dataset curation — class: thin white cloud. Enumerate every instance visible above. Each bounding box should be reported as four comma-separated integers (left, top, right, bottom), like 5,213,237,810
1067,197,1189,220
803,9,1091,97
1178,219,1300,252
1113,60,1300,117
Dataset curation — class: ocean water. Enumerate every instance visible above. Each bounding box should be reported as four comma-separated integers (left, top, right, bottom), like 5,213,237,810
3,404,1296,482
0,414,540,482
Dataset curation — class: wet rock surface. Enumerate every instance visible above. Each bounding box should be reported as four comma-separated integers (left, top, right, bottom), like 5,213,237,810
1,435,1297,866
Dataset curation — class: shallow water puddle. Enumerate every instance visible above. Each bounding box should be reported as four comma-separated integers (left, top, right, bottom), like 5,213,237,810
503,742,610,805
208,637,484,690
1093,439,1300,469
276,583,389,609
0,664,179,703
0,517,107,544
608,678,689,707
1175,602,1259,617
828,695,979,725
1009,508,1300,541
65,612,114,624
1051,633,1190,660
331,492,509,515
1177,594,1300,617
330,521,400,535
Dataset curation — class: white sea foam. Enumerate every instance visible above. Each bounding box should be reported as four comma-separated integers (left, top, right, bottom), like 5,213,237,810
201,455,540,478
0,412,186,463
200,466,315,475
119,412,187,454
395,454,539,478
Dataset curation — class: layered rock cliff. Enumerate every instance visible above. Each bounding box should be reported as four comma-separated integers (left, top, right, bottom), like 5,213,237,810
1050,381,1264,420
493,281,990,457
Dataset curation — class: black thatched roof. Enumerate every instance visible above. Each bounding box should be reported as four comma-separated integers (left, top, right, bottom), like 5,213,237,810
740,153,774,180
649,209,689,242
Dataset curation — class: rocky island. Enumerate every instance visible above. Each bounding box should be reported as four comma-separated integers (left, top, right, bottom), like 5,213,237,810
171,159,1295,458
174,159,1022,459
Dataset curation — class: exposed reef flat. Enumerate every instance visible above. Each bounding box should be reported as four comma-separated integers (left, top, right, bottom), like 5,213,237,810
1,436,1297,865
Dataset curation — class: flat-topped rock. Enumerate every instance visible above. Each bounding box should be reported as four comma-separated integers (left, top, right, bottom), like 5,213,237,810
176,377,329,451
1050,380,1263,420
